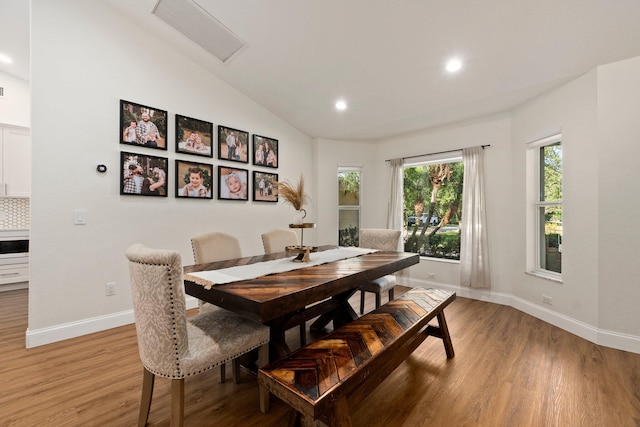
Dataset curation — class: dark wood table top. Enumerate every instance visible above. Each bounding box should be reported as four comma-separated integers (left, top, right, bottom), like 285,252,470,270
183,246,420,324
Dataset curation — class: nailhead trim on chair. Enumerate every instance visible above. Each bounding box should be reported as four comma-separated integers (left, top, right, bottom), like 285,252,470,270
129,249,270,380
167,265,184,377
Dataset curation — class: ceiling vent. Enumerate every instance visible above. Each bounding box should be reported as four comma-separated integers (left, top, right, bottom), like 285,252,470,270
0,86,4,98
152,0,246,63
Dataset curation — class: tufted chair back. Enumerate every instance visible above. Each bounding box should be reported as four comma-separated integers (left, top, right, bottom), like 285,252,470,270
359,228,402,251
261,229,299,254
191,232,242,264
125,243,188,377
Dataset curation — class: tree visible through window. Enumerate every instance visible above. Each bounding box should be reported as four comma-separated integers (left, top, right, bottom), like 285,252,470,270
338,169,361,246
403,159,463,259
538,141,562,274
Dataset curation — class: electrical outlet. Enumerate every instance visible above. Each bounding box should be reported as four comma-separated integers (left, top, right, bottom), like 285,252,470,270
542,294,552,305
105,282,116,296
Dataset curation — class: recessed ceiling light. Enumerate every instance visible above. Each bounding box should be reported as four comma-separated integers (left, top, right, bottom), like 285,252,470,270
335,100,347,111
446,58,462,73
0,54,13,64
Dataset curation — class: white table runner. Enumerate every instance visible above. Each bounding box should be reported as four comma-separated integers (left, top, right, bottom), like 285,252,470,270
184,247,376,289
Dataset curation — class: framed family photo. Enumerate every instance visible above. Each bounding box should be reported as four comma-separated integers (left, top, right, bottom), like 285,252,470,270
175,160,213,199
120,151,168,197
252,134,278,168
120,100,168,150
218,166,249,201
218,125,249,164
175,114,213,158
253,171,278,202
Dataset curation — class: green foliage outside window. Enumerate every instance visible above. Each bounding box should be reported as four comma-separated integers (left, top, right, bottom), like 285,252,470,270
338,171,361,246
403,162,463,259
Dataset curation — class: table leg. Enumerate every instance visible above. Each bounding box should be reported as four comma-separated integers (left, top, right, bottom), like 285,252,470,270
269,327,291,359
310,289,358,332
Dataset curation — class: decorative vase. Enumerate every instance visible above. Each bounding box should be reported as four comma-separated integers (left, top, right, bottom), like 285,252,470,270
293,208,307,225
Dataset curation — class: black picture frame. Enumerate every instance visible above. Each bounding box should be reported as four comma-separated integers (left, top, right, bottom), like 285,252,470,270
120,100,168,151
218,125,249,164
252,134,278,168
175,114,213,158
120,151,168,197
253,171,278,202
175,160,213,199
218,166,249,201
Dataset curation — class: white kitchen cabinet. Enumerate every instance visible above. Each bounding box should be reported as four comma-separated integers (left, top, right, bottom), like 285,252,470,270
0,263,29,285
0,126,31,197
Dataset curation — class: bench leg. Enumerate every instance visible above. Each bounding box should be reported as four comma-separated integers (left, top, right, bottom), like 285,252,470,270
327,395,352,427
287,402,352,427
437,311,455,359
287,410,316,427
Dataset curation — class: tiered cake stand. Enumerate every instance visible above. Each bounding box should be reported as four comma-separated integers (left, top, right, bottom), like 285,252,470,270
287,223,318,262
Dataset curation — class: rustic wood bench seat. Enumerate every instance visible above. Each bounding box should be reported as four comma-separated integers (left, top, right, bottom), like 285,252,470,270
257,287,456,426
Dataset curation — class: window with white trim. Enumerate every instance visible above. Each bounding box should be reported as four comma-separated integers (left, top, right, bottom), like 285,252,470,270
402,152,463,260
338,167,361,246
528,134,562,277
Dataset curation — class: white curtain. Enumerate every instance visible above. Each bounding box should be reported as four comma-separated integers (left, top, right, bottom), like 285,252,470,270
460,147,491,288
387,158,404,250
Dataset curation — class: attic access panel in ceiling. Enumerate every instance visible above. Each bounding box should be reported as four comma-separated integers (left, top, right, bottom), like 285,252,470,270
152,0,246,63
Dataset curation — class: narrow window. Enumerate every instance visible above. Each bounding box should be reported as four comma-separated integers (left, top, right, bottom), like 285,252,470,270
338,168,361,246
528,135,562,277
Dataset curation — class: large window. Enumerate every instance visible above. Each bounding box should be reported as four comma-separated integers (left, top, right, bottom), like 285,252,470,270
531,136,563,275
403,154,463,259
338,168,361,246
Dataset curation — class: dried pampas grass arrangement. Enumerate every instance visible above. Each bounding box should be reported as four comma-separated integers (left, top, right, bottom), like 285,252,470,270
277,175,310,210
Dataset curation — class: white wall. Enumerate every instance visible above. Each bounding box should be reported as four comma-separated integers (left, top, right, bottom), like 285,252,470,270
597,56,640,337
27,1,640,353
511,71,600,327
0,71,30,128
374,116,514,297
28,0,313,345
313,138,378,245
316,67,640,353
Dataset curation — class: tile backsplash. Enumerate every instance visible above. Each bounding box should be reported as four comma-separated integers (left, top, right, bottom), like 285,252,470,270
0,198,30,229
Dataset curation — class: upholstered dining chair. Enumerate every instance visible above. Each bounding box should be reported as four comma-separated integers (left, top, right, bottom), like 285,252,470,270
191,232,244,382
261,228,299,254
191,232,242,265
125,244,270,427
191,232,242,315
358,228,403,314
260,228,307,345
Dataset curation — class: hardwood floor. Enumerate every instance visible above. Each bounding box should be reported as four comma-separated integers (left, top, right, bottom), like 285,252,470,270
2,287,639,426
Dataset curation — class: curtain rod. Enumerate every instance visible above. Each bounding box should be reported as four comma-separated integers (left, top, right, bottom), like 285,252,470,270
385,144,490,162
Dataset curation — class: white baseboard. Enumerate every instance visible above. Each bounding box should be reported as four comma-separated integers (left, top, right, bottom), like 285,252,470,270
402,277,640,355
26,280,640,355
25,296,200,348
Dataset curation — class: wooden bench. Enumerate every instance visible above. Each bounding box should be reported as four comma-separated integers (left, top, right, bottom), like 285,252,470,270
257,288,456,426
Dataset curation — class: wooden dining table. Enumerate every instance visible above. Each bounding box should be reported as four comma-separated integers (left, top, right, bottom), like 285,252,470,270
183,245,419,357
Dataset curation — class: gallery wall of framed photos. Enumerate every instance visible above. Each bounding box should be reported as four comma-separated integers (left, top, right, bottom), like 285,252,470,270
119,99,280,202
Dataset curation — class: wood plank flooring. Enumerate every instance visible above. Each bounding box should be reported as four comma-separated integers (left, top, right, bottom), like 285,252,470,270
2,287,639,426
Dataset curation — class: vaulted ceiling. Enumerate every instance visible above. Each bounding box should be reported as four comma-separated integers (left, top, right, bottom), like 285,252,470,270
4,0,640,140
